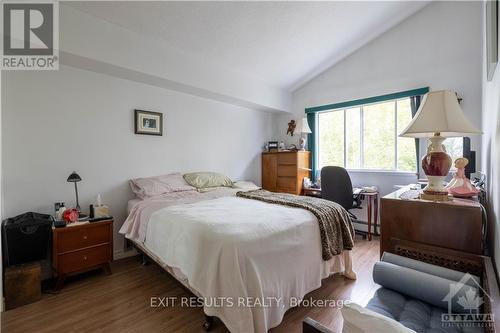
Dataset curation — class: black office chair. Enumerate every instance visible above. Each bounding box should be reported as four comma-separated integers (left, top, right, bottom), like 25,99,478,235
320,166,362,221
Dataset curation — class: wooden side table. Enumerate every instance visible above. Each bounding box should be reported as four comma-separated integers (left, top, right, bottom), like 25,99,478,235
303,188,379,241
52,219,113,290
361,192,379,241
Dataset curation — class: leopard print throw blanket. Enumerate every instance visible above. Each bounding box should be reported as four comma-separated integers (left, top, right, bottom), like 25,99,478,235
236,189,355,260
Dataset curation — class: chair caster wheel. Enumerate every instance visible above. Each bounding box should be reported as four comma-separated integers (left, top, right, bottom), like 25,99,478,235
203,316,214,331
203,321,212,331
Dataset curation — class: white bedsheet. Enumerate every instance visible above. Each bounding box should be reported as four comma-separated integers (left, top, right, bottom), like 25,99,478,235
143,196,355,333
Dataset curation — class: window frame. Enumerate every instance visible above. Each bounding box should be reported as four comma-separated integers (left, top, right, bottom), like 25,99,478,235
306,87,430,180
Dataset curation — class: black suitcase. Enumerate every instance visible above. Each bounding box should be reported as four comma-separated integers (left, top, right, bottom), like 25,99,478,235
2,212,53,266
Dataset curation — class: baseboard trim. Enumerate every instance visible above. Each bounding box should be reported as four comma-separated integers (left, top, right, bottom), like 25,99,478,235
113,248,138,260
352,220,380,234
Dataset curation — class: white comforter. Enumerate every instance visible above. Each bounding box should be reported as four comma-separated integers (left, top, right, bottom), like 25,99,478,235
142,195,355,333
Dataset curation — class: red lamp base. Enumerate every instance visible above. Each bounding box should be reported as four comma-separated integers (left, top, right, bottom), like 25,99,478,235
421,134,452,198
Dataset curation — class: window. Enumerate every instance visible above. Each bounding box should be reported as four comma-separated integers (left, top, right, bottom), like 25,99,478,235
439,137,463,170
317,97,419,172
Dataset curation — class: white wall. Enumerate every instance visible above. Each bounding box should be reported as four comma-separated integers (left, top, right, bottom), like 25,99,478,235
275,1,483,196
482,1,500,270
2,66,274,255
60,4,291,113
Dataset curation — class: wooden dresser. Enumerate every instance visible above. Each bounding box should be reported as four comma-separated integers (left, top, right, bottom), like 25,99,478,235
52,219,113,290
262,151,311,195
380,186,483,257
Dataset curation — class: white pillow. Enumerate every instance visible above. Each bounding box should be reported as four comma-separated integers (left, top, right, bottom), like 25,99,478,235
231,181,260,191
341,302,416,333
130,173,195,199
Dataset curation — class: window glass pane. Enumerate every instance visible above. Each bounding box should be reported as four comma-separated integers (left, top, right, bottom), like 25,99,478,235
443,137,463,169
363,101,395,169
397,99,417,172
345,107,361,169
318,110,344,168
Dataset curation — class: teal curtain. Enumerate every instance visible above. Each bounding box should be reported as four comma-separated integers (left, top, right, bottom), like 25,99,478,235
307,112,317,181
409,95,422,173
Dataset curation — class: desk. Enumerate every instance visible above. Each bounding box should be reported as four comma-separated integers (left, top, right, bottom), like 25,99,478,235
303,188,379,241
303,187,322,197
380,185,483,257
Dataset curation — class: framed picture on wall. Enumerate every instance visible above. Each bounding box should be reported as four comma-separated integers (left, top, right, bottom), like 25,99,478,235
134,110,163,136
486,0,498,81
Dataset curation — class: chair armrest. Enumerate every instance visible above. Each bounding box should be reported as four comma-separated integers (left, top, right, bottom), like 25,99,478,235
303,317,336,333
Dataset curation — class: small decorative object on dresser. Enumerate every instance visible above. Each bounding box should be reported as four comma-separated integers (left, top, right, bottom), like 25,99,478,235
446,157,480,198
262,150,310,195
286,119,296,136
62,208,79,223
52,218,113,290
267,141,279,152
134,109,163,136
54,202,65,219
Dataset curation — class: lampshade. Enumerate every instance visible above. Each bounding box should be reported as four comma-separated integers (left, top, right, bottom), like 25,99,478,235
299,117,312,134
399,90,481,138
67,171,82,183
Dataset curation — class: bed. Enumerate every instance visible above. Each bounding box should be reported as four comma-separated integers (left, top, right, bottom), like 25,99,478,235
120,185,355,333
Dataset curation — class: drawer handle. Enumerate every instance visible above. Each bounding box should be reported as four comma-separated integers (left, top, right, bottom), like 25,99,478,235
83,256,87,261
83,235,88,240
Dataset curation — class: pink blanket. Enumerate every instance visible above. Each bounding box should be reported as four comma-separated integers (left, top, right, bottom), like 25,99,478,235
119,187,240,243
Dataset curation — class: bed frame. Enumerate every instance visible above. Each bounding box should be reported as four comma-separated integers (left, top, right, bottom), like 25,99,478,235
127,238,216,331
303,239,500,333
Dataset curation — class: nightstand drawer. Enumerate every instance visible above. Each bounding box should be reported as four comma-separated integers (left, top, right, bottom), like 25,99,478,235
57,223,111,254
58,245,111,274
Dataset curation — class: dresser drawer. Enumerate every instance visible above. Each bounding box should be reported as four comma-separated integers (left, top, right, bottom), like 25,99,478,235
58,245,111,274
276,176,297,193
277,153,297,165
277,164,297,177
57,223,111,254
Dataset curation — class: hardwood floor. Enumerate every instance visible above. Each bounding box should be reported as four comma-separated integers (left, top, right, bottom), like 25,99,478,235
1,237,380,333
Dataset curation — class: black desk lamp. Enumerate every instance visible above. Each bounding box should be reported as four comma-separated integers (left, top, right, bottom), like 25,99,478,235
67,171,82,212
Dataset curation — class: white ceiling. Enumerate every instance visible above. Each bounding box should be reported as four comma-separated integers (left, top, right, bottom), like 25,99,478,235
66,1,429,91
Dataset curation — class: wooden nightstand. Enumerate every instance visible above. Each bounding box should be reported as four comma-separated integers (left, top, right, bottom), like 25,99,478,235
52,219,113,290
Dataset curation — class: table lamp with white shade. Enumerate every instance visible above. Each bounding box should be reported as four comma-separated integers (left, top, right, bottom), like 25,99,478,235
399,90,481,200
299,117,312,151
